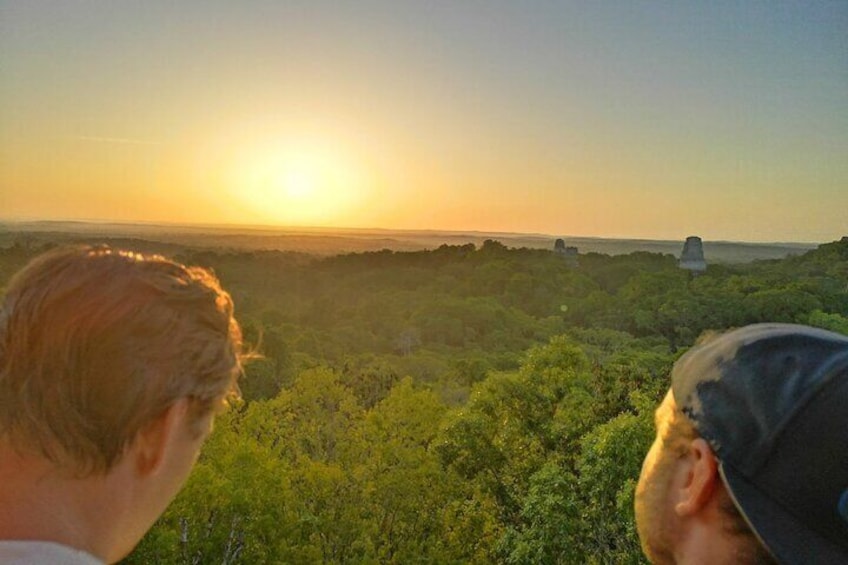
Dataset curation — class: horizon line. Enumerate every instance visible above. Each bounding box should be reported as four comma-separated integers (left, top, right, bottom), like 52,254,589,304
0,216,830,246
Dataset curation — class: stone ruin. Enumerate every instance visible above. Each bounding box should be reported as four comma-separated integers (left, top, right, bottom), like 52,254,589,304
554,238,579,267
679,236,707,273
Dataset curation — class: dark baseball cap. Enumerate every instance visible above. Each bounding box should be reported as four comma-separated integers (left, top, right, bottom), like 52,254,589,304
671,323,848,565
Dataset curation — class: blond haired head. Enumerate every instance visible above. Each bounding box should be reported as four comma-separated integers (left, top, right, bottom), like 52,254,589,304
0,245,244,475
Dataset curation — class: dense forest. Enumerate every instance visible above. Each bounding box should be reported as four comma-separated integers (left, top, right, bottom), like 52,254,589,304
2,236,847,564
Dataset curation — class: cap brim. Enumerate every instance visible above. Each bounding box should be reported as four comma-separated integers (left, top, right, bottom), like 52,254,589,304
720,463,848,565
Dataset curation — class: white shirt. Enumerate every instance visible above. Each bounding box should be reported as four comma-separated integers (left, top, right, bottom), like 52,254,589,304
0,541,103,564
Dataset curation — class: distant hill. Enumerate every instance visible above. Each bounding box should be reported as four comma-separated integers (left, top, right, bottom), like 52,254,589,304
0,220,818,263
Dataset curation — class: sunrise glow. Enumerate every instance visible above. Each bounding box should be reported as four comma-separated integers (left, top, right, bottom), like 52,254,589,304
1,2,845,242
230,141,371,226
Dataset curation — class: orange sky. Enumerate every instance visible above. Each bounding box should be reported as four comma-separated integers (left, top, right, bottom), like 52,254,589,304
1,2,846,242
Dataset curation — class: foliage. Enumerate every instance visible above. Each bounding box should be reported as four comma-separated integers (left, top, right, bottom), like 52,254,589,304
3,236,847,563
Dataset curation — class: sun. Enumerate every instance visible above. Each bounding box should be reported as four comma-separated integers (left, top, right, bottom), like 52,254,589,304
281,168,315,200
233,141,369,226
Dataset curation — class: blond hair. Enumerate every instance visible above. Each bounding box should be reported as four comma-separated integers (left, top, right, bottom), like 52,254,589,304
0,245,244,475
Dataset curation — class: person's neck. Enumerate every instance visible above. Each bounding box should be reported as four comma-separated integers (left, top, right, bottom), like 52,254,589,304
0,443,129,563
673,516,746,565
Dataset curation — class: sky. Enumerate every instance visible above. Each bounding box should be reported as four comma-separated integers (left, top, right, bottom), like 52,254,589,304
1,1,846,242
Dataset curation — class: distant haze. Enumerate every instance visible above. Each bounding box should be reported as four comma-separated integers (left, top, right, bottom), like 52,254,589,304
0,220,818,263
1,2,846,242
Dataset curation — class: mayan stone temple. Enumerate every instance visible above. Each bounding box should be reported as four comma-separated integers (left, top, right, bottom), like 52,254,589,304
679,236,707,273
554,238,579,266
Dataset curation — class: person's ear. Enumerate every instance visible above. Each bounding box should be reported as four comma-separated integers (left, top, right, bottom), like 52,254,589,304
132,399,189,477
674,438,719,516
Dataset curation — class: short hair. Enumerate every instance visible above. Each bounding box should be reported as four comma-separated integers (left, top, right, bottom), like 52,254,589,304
660,397,778,565
0,245,245,475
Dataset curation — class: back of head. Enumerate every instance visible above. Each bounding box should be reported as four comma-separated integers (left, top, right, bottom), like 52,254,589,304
672,323,848,564
0,245,244,476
